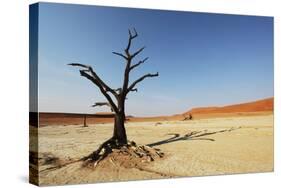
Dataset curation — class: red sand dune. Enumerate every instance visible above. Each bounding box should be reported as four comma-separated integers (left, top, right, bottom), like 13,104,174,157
184,97,273,115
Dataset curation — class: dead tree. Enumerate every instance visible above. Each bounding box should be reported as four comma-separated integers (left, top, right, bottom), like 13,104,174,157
83,114,88,127
68,28,158,161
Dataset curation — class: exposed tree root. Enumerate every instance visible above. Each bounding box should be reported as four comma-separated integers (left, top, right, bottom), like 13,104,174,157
82,139,165,169
81,137,122,166
39,139,165,174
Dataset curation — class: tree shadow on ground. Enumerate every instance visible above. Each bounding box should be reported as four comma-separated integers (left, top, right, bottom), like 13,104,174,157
147,127,240,147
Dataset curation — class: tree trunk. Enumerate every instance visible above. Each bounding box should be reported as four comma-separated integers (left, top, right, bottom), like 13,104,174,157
113,111,127,144
83,114,87,127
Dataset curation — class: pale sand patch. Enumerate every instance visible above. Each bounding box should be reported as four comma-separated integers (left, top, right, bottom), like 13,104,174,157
32,114,273,186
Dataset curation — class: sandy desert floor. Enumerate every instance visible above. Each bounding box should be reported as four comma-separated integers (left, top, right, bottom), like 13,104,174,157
31,114,273,186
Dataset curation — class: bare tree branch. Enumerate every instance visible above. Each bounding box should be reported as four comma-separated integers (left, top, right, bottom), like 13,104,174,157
131,46,145,59
130,57,149,71
127,72,159,94
121,28,139,96
130,88,138,92
69,65,118,112
68,63,118,98
68,63,90,69
87,67,117,96
91,102,114,112
79,70,118,112
121,29,144,96
91,102,110,107
112,52,127,60
125,28,138,56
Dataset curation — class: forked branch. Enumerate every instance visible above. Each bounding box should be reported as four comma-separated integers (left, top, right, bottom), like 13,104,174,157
112,28,143,60
68,63,118,97
68,63,118,112
127,72,159,94
79,70,118,112
125,28,138,56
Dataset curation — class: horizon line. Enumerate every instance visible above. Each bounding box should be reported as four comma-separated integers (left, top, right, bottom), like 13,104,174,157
34,96,274,117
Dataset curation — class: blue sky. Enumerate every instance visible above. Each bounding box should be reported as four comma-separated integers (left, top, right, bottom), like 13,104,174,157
36,3,273,116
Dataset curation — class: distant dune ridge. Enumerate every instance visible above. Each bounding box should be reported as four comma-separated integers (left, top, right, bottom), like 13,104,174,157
185,97,273,115
37,97,273,126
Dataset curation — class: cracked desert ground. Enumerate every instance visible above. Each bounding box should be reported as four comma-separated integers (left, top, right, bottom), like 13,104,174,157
30,112,273,186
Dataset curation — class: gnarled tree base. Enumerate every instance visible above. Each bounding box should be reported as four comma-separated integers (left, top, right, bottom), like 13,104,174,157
82,139,165,169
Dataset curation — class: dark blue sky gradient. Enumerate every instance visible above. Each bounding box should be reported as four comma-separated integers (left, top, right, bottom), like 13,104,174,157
37,3,273,116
